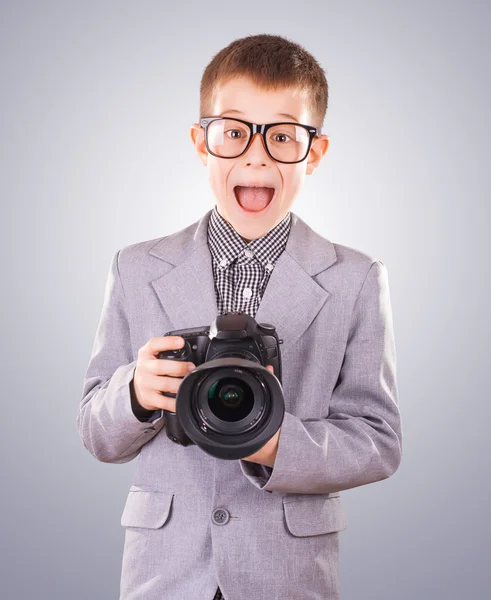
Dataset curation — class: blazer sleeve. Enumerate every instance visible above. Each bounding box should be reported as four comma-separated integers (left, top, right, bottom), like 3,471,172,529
76,250,165,464
239,260,403,494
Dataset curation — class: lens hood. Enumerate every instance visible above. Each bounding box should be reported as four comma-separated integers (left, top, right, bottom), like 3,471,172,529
176,357,285,460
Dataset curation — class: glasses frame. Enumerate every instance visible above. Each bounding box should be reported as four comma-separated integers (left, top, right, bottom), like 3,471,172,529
200,116,323,164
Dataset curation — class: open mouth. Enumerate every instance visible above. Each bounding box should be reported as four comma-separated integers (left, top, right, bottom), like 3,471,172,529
233,185,276,213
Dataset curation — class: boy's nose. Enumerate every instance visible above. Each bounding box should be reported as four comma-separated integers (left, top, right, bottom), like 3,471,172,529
242,132,271,163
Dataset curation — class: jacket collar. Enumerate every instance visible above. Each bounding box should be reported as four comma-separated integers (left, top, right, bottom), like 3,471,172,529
149,208,337,355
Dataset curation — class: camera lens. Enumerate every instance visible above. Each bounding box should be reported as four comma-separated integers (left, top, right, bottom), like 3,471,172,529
208,378,254,422
220,385,242,406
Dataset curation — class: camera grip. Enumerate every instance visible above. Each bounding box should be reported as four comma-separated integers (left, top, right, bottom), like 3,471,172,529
162,408,194,446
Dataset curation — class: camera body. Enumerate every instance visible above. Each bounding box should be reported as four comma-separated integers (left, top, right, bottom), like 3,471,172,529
157,311,285,460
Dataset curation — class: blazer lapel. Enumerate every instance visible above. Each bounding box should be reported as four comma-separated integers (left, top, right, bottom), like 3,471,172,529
149,208,337,355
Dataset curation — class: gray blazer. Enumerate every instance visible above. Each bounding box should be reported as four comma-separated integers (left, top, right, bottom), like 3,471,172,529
77,208,402,600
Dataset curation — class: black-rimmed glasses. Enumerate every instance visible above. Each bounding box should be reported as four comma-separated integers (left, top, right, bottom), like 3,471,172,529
200,117,322,164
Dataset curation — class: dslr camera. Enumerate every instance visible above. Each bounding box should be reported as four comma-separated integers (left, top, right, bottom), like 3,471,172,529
157,311,285,460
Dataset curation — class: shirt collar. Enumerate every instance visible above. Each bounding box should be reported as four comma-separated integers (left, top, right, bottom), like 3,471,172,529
207,204,292,271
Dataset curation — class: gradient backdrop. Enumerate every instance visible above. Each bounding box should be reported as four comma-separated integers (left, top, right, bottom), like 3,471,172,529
1,1,489,598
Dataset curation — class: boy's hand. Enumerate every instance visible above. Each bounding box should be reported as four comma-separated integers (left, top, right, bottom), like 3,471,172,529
241,364,282,467
132,336,195,413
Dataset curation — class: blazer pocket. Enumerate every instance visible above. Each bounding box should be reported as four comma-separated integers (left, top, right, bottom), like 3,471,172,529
121,485,174,529
282,495,347,537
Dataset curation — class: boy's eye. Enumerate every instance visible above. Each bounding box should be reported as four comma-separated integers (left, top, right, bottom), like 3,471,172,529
271,133,291,143
226,128,246,139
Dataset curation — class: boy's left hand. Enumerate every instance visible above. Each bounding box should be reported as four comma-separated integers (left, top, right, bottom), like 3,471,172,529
241,364,282,468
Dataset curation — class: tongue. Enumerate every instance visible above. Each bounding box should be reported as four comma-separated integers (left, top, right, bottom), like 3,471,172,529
235,186,274,211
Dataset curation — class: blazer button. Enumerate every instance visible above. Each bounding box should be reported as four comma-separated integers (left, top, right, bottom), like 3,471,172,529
211,508,230,525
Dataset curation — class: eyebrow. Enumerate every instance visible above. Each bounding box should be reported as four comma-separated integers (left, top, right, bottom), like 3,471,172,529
218,109,299,123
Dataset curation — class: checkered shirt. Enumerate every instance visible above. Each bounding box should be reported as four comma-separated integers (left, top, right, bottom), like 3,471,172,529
207,205,291,317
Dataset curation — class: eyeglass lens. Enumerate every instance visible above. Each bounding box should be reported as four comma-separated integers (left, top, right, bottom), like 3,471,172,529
206,118,310,162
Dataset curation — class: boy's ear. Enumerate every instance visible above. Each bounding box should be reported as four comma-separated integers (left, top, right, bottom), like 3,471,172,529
305,134,329,175
190,123,208,166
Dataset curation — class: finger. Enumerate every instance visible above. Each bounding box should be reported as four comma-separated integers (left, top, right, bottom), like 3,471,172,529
146,373,184,395
147,358,195,377
139,336,185,359
145,389,177,413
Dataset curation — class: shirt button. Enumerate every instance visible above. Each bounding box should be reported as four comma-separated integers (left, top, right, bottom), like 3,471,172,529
244,249,254,258
266,263,274,271
243,288,252,299
219,258,228,267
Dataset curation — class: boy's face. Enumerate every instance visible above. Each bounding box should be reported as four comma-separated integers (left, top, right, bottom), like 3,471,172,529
190,76,329,242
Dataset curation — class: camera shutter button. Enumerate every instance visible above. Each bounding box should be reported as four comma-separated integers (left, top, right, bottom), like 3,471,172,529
258,323,275,332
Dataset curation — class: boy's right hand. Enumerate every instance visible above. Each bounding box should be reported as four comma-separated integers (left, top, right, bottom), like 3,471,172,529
132,336,196,414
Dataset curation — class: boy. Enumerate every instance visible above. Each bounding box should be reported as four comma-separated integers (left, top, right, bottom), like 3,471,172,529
77,33,402,600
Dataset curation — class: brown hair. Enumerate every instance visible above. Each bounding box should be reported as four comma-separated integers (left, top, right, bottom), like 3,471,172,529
199,34,328,128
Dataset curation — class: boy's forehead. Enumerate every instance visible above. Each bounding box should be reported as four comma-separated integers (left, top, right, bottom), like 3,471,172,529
211,76,312,123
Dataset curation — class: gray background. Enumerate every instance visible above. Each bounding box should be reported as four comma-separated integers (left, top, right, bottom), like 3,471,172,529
1,1,489,598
